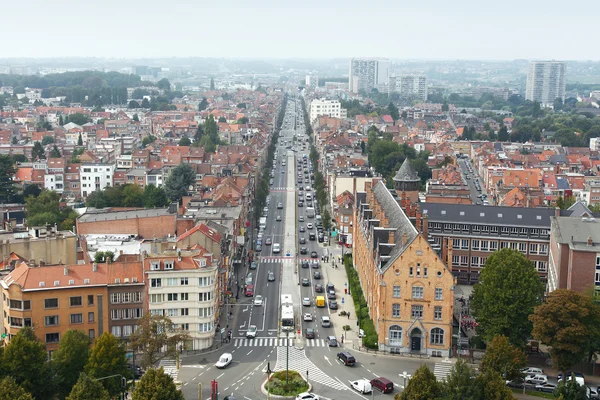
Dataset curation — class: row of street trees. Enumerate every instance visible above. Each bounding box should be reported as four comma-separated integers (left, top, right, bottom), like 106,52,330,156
0,314,187,400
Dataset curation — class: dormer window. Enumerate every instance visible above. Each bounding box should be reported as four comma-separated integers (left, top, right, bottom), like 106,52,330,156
164,260,174,270
150,261,160,271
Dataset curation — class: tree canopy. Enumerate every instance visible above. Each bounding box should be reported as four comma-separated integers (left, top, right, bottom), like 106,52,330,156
26,189,79,230
399,365,442,400
85,332,130,397
31,141,46,161
480,335,527,382
471,248,545,347
157,78,171,91
179,136,191,146
0,377,34,400
0,155,17,203
86,183,169,209
198,97,209,111
165,163,196,201
53,329,93,399
530,289,600,377
66,373,111,400
132,367,184,400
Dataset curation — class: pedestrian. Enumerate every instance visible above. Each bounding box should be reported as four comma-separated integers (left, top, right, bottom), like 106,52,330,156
341,334,344,344
347,312,351,319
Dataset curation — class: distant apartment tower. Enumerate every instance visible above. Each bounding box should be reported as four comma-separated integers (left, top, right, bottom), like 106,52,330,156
305,75,319,88
391,75,428,101
525,61,567,107
309,99,347,123
349,58,389,93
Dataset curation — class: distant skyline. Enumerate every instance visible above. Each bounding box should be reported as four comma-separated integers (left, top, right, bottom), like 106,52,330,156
1,0,598,61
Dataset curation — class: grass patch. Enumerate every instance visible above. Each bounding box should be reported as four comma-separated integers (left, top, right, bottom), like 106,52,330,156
266,370,309,396
510,388,555,398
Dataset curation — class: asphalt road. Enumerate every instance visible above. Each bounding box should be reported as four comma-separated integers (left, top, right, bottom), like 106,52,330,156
457,159,488,204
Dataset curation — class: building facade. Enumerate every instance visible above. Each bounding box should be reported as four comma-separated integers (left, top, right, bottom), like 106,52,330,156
309,99,346,123
354,181,455,356
80,163,115,198
0,226,77,268
145,250,219,351
349,58,389,93
393,75,428,101
525,61,567,107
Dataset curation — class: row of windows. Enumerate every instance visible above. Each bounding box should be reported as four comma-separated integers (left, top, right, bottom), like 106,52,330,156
44,295,95,309
429,223,550,237
149,307,213,318
399,286,443,300
451,239,548,255
110,308,144,320
388,326,445,345
150,277,213,288
391,304,444,320
110,292,143,304
149,293,193,303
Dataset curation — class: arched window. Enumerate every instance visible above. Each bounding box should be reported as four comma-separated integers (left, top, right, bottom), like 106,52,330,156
430,328,444,345
389,325,403,345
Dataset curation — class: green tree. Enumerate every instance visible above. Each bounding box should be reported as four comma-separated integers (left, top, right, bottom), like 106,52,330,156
157,78,171,91
132,367,184,400
198,97,208,111
237,116,249,124
387,102,400,121
31,141,46,160
472,370,516,400
85,332,130,397
164,163,195,201
237,102,246,109
218,116,227,123
198,135,216,152
497,125,509,141
441,359,478,400
141,98,150,108
41,135,55,145
50,144,61,158
26,189,61,226
59,115,64,125
129,314,191,369
530,289,600,378
132,113,139,122
77,132,83,145
94,250,115,263
0,154,17,203
11,135,18,144
54,330,93,399
210,78,215,90
0,377,34,400
471,248,545,347
68,113,90,126
556,194,576,210
86,190,109,208
128,100,140,109
480,335,527,382
399,365,441,400
442,101,449,112
554,376,587,400
23,184,41,199
143,184,170,208
179,136,191,146
3,326,56,399
66,373,111,400
122,184,144,207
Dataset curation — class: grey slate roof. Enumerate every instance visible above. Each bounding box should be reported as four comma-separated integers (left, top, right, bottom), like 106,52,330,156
556,176,570,190
393,158,420,182
372,181,418,270
567,201,593,217
420,203,556,227
79,208,172,223
552,216,600,251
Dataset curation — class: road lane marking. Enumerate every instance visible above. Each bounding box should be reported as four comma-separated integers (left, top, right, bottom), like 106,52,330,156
247,350,253,356
216,373,224,379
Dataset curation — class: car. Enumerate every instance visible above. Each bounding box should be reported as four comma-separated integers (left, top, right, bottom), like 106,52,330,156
254,295,263,306
277,203,283,209
337,351,356,366
303,313,313,321
299,237,306,244
298,201,303,207
315,284,324,293
329,300,338,310
309,232,316,241
535,383,557,393
295,393,319,400
371,377,394,393
250,261,257,270
557,372,585,386
302,297,311,306
351,379,372,394
311,262,319,269
265,238,272,246
300,247,308,255
302,278,310,286
256,244,262,252
318,234,324,243
311,251,318,258
307,223,313,229
276,215,282,221
246,325,258,338
215,353,233,368
268,271,275,281
326,283,335,291
281,170,285,173
305,328,316,339
327,336,338,347
299,226,305,232
313,271,321,279
524,374,548,385
245,284,254,297
521,367,544,376
327,291,336,300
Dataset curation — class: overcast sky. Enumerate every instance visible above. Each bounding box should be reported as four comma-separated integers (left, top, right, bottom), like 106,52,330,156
1,0,597,60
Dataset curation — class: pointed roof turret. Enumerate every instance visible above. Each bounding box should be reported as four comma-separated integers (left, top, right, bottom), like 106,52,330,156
393,158,420,183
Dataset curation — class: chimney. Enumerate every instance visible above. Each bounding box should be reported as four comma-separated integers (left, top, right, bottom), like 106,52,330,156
64,265,68,276
388,230,395,245
555,207,561,217
447,238,453,271
423,214,429,237
402,233,408,247
93,262,98,272
588,237,594,246
415,206,422,232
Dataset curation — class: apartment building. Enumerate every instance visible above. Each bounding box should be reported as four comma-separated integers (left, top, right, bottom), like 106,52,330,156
418,203,555,285
0,261,143,354
80,163,115,198
525,61,567,107
349,58,389,93
0,226,77,268
391,75,428,101
353,181,455,356
145,250,219,351
309,99,347,123
548,216,600,294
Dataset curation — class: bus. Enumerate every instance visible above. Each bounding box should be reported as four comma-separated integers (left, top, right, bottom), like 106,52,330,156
281,294,294,331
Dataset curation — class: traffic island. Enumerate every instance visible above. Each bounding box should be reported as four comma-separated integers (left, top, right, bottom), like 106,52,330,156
261,370,311,399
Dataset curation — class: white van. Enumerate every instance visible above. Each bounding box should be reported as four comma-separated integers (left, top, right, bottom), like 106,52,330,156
272,243,281,253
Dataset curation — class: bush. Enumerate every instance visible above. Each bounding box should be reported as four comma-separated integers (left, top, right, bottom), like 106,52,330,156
343,325,351,331
266,370,308,396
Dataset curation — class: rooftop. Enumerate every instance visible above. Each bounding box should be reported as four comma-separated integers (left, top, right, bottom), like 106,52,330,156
78,208,172,223
420,203,557,227
552,216,600,252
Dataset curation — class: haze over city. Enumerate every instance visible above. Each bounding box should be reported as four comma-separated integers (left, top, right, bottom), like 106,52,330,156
2,0,598,60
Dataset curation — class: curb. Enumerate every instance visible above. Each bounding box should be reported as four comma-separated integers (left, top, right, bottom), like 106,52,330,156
260,375,312,399
347,345,435,361
179,341,233,360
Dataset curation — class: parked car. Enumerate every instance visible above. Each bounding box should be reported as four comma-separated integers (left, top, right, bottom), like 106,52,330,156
329,300,338,310
215,353,233,368
351,379,372,394
521,367,543,376
558,372,585,386
535,383,557,393
524,374,548,385
295,393,319,400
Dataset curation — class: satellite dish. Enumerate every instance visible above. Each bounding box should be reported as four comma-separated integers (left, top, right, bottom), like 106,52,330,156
188,185,194,190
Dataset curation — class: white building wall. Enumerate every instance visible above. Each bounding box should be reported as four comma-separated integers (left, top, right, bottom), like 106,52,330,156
80,163,115,198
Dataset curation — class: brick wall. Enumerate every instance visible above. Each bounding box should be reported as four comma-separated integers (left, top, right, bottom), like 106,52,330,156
77,215,177,238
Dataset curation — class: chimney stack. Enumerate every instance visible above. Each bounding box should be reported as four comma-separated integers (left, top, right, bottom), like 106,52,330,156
588,236,594,246
64,265,68,276
447,238,453,271
93,262,98,272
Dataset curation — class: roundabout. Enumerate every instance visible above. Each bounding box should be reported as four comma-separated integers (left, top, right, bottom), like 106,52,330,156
261,370,311,398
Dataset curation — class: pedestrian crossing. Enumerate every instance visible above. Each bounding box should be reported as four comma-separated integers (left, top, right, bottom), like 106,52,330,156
274,346,348,391
270,187,297,192
259,258,320,264
434,361,454,382
234,337,333,348
159,359,179,382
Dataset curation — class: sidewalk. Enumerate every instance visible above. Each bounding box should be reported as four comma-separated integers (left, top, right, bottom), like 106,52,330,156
318,242,359,348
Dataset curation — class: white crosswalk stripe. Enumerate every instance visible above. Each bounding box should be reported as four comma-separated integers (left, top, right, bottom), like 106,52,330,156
434,362,454,382
274,346,348,391
233,338,329,347
158,359,179,382
270,187,296,191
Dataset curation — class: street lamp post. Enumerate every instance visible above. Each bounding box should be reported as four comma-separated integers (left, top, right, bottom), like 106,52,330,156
399,371,411,391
